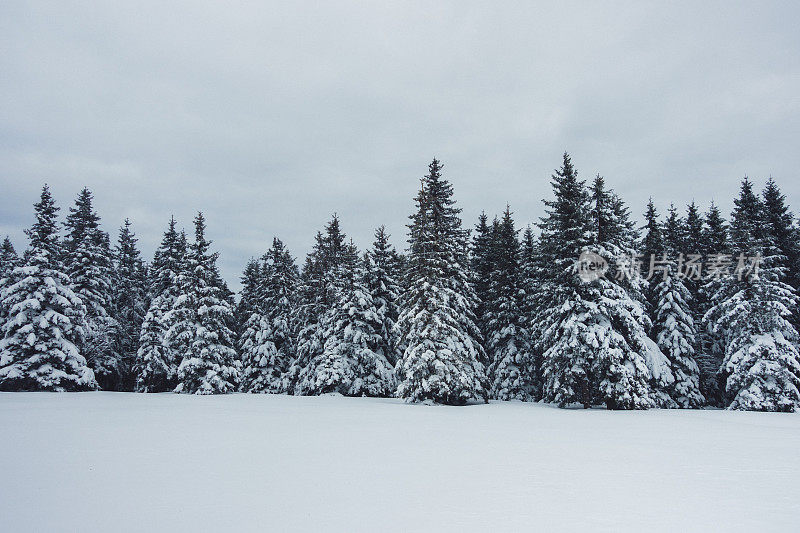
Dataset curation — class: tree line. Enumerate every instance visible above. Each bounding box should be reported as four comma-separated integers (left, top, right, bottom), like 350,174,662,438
1,153,799,411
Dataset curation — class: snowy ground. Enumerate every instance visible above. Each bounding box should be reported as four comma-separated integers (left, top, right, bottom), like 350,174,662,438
1,394,799,532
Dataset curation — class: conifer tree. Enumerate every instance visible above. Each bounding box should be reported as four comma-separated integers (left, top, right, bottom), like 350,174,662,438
0,237,18,277
395,159,487,404
704,179,800,411
470,212,495,338
0,237,20,319
364,226,402,365
135,217,185,392
241,238,299,393
538,155,656,409
652,265,705,408
298,261,395,397
0,186,97,391
112,219,148,391
290,215,353,393
168,213,240,394
486,207,537,400
696,202,729,404
63,188,120,389
761,178,800,327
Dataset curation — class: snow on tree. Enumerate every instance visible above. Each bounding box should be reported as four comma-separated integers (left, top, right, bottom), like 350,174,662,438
168,213,240,394
705,178,800,411
289,215,354,394
63,187,121,390
395,159,487,405
363,226,402,366
652,264,704,407
111,219,148,391
297,261,395,397
240,238,299,394
486,207,537,401
135,217,185,392
537,156,657,409
0,237,20,320
0,185,97,391
470,211,494,340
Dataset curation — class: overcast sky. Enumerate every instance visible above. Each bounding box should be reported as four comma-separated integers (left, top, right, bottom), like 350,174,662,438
2,1,799,291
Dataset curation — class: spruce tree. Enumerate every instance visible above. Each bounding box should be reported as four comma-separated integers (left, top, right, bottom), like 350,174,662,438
652,265,704,408
112,219,148,391
470,212,494,339
538,155,656,409
135,217,186,392
0,186,97,391
290,215,353,394
0,237,20,320
298,261,395,397
241,238,299,393
486,207,537,401
63,188,120,389
395,159,487,404
696,202,729,405
761,178,800,327
168,213,240,394
704,179,800,411
364,226,402,365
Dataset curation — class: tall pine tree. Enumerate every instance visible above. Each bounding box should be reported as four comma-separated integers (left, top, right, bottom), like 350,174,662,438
395,159,487,404
168,213,240,394
0,186,97,391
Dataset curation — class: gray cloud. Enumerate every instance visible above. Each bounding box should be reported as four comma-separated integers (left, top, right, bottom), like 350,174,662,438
2,1,799,291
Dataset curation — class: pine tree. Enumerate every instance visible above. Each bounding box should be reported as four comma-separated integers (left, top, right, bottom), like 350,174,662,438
652,265,704,408
538,156,656,409
135,217,185,392
63,188,120,389
241,238,299,393
364,226,402,365
486,207,537,401
761,178,800,328
290,215,354,394
298,261,395,396
0,237,19,278
0,186,97,391
0,237,20,320
395,159,487,404
518,225,544,399
704,178,800,411
112,219,148,391
696,202,729,404
470,212,495,339
168,213,240,394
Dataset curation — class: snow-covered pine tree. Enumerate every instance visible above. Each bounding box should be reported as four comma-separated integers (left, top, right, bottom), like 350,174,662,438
652,265,704,408
470,211,495,340
641,200,704,407
290,215,352,394
241,238,299,394
0,186,97,391
112,219,148,391
299,259,395,397
63,188,121,390
590,175,665,407
135,217,186,392
364,226,402,365
695,201,729,405
538,157,655,409
0,237,18,277
0,237,20,319
486,207,537,401
518,225,544,399
761,178,800,329
168,213,240,394
394,159,487,405
704,178,800,411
